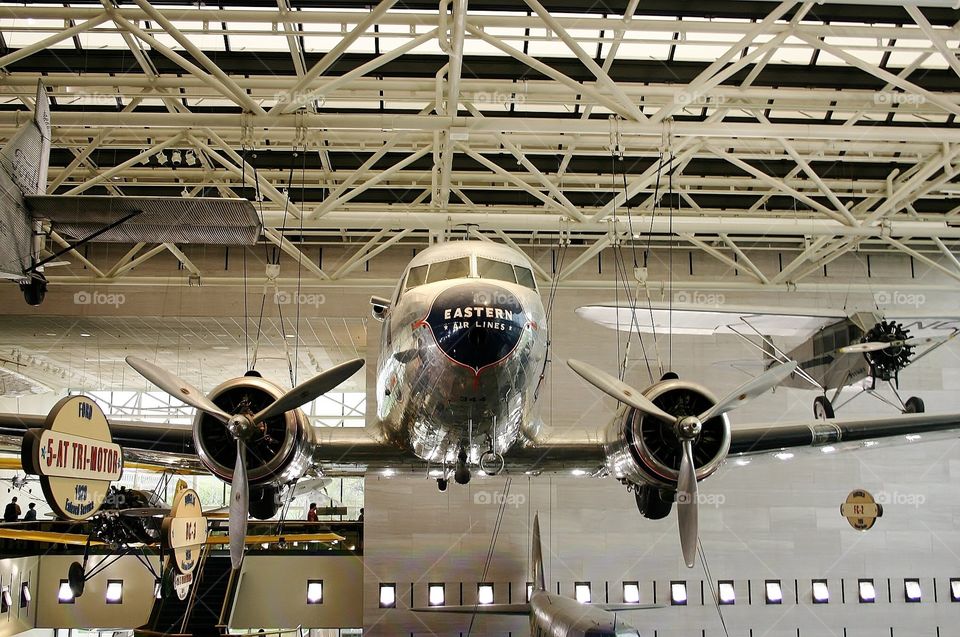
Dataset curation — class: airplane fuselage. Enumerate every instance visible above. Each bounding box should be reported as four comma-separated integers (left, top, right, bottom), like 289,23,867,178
374,241,548,465
530,590,641,637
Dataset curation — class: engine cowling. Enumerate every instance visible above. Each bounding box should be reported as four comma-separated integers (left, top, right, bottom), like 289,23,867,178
604,378,731,490
193,375,317,517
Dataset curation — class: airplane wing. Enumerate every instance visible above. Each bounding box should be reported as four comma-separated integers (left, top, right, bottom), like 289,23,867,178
0,527,103,546
24,195,261,245
576,302,844,337
205,532,345,545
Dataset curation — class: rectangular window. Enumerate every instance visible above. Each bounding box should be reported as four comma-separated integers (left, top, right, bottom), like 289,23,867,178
858,579,876,603
574,582,591,604
514,265,536,290
425,257,471,283
306,580,323,605
812,580,829,604
765,580,782,604
526,582,534,602
105,580,123,604
57,581,74,604
951,578,960,602
404,264,428,290
904,579,921,603
428,583,445,607
622,581,640,604
20,583,30,608
379,583,396,608
477,583,494,605
670,581,687,605
718,581,735,605
477,257,517,284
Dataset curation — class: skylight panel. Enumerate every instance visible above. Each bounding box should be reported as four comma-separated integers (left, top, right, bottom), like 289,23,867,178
602,41,671,60
769,37,815,64
228,22,293,52
76,27,128,50
673,43,737,63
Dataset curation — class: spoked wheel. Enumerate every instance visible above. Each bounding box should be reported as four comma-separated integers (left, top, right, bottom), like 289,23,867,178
814,395,835,420
904,396,925,414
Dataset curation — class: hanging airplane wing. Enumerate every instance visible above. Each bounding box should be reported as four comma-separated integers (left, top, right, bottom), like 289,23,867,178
576,302,845,337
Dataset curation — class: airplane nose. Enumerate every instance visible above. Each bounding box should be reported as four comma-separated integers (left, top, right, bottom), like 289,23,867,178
424,282,527,374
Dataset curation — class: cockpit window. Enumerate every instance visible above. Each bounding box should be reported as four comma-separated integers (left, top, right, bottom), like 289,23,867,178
477,257,517,284
425,257,471,284
514,265,536,290
404,264,428,291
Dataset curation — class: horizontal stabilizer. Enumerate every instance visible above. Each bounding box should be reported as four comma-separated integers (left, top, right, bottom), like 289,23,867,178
25,195,261,245
412,603,531,615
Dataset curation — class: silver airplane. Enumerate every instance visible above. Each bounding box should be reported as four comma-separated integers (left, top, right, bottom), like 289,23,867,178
413,513,657,637
369,240,549,488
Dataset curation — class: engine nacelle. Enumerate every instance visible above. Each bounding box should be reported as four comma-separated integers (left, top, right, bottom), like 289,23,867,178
604,379,731,490
193,375,317,518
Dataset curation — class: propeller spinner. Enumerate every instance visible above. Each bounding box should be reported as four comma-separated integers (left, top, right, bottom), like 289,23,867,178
567,359,797,567
126,356,364,569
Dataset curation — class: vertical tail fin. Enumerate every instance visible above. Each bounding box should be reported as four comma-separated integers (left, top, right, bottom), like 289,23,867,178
532,513,545,592
0,81,49,277
0,81,51,196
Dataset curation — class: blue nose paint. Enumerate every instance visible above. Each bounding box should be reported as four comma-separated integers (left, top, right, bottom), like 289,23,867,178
426,282,525,374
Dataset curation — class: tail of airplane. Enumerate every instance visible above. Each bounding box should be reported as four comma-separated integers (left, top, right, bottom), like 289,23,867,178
531,512,546,592
0,81,49,279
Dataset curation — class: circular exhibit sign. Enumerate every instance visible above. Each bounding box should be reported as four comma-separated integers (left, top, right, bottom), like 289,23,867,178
162,488,208,575
840,489,883,531
21,395,123,521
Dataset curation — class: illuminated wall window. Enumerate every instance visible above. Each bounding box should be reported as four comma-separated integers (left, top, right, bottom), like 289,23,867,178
378,583,396,608
105,580,123,604
428,583,445,607
765,580,782,605
574,582,591,604
20,583,30,609
670,581,687,606
812,580,829,604
904,579,921,603
57,581,74,605
718,581,735,605
1,587,9,613
951,579,960,602
477,583,494,605
858,579,876,604
526,582,534,602
622,581,640,604
306,580,323,605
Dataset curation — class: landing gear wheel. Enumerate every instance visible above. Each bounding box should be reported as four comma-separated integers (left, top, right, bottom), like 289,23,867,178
813,395,835,420
479,450,505,476
19,275,47,306
634,485,673,520
904,396,925,414
454,449,471,485
437,478,448,492
68,561,85,598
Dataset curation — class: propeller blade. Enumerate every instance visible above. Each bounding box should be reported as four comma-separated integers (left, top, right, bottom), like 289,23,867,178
126,356,231,422
900,334,952,347
229,439,248,571
677,439,698,569
697,360,798,422
567,359,676,424
838,341,890,354
252,358,364,424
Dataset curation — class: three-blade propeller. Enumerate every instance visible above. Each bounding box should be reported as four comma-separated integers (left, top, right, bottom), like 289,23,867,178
126,356,364,569
567,358,797,568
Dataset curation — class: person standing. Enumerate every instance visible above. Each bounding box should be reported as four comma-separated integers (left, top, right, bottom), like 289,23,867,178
22,503,36,522
306,502,319,522
3,497,21,522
